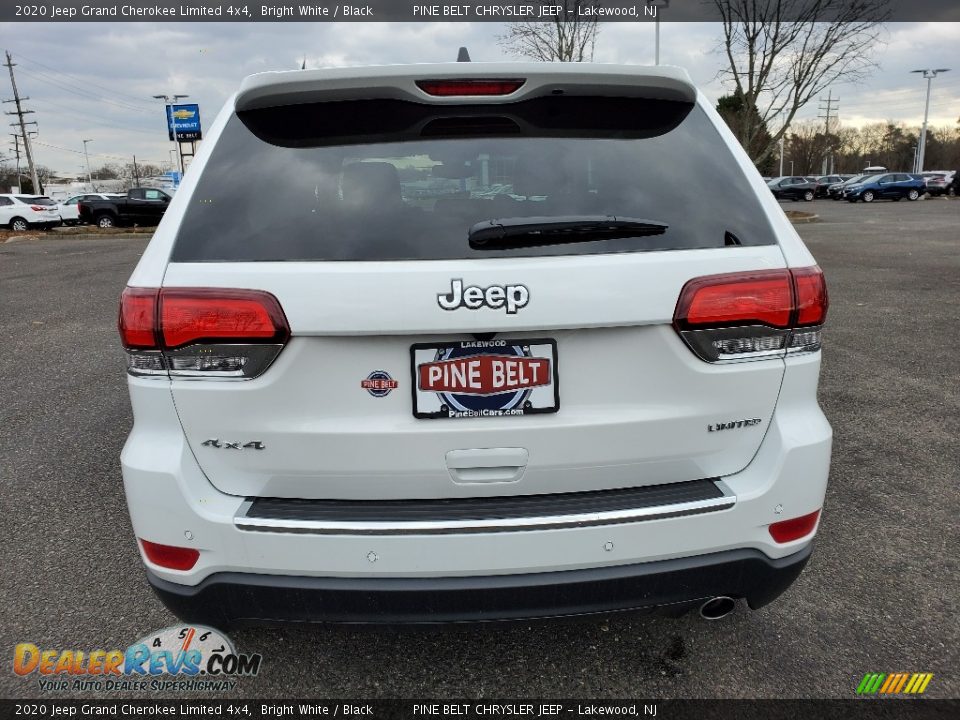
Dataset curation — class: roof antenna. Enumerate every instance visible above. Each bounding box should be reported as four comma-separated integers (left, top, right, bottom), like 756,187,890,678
457,47,471,62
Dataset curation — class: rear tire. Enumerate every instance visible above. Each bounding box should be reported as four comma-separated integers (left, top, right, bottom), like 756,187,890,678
803,190,814,202
10,217,29,232
95,214,116,229
862,191,875,203
907,189,920,201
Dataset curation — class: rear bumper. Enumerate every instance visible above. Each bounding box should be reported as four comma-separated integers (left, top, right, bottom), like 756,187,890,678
147,544,812,626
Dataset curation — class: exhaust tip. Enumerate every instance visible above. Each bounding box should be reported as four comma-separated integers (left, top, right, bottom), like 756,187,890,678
699,596,736,620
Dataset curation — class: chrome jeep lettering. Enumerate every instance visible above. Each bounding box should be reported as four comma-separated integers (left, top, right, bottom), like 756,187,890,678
438,279,530,314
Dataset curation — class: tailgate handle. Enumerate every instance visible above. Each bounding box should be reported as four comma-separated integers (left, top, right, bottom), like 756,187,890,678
445,448,528,484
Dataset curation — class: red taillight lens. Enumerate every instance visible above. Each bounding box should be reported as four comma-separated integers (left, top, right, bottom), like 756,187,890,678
119,287,159,349
160,288,289,349
769,509,821,543
30,205,46,211
140,539,200,571
792,266,829,326
416,79,526,96
675,270,793,330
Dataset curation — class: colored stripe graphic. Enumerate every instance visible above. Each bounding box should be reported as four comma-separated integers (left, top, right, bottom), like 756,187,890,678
857,673,933,695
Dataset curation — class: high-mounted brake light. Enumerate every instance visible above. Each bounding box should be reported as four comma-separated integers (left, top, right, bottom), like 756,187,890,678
140,539,200,571
768,509,821,543
416,79,526,96
118,288,290,379
673,266,828,362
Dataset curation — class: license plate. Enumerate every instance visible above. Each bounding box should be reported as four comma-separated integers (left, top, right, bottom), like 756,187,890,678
410,338,559,420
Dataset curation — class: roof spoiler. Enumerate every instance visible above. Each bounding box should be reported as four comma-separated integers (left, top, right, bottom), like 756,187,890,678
234,63,697,112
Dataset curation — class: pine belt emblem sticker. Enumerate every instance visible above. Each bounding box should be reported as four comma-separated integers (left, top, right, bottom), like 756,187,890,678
362,370,398,397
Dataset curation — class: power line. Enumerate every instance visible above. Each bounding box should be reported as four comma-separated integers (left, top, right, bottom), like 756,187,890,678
17,67,155,115
10,50,158,108
29,97,159,136
31,138,166,165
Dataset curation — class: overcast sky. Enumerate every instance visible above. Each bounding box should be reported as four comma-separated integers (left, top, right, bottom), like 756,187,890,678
2,21,958,175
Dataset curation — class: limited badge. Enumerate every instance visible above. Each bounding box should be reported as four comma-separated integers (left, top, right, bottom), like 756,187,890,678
361,370,398,397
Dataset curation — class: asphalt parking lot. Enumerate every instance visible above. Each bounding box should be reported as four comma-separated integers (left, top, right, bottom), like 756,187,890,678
1,198,958,700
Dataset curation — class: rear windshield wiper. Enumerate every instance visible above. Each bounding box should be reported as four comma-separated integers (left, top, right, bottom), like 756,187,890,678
468,215,668,250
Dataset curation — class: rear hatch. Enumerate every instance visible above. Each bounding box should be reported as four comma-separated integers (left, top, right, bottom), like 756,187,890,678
161,66,788,500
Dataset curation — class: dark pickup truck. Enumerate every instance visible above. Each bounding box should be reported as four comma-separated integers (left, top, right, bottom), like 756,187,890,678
77,187,172,228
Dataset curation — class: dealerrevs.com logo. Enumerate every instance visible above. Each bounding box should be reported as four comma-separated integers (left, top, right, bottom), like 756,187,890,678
13,625,262,692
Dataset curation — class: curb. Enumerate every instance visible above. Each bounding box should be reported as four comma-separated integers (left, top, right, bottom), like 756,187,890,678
3,232,149,243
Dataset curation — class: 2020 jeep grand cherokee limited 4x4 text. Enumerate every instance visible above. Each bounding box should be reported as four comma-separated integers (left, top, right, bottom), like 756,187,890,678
118,64,831,626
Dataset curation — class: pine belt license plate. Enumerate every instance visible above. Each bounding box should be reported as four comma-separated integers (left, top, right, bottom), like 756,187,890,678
411,339,559,420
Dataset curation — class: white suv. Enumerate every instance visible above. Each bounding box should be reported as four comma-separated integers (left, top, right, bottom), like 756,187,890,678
0,194,62,230
119,64,831,626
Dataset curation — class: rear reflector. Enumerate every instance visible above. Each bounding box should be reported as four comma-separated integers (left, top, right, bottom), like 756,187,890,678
118,288,290,379
139,539,199,571
416,79,526,96
769,510,821,543
673,266,828,362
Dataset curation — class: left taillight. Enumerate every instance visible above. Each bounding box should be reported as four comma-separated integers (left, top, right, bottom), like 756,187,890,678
673,266,828,362
118,287,290,379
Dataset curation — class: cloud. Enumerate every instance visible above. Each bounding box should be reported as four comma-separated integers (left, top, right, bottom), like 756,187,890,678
1,20,956,175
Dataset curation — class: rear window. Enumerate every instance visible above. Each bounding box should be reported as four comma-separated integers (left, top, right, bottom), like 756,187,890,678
172,96,776,262
16,196,56,206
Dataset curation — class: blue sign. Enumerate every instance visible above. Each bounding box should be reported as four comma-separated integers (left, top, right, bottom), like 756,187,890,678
166,104,202,142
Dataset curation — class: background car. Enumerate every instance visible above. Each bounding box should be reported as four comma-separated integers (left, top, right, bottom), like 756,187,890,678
59,193,126,225
921,171,955,197
0,194,62,231
844,173,925,202
767,176,818,201
813,175,847,198
827,174,874,200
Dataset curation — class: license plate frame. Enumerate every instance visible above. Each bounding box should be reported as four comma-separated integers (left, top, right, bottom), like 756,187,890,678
410,338,560,420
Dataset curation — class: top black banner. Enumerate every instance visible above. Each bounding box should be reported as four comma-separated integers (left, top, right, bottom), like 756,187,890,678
4,0,959,23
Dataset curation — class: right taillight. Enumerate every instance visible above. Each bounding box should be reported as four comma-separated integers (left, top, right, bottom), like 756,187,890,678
118,287,290,379
673,266,828,362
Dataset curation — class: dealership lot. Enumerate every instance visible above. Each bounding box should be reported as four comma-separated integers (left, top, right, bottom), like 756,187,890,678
1,199,957,699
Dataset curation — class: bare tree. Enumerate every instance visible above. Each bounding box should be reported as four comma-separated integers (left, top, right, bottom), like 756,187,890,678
712,0,891,166
498,1,600,62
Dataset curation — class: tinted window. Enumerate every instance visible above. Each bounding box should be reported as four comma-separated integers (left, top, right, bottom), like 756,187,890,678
0,197,12,207
172,99,776,262
15,196,56,206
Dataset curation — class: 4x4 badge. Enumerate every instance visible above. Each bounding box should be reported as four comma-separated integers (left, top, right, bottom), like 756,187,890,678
201,439,266,450
437,278,529,314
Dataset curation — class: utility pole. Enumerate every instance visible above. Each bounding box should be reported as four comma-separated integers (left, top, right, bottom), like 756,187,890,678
3,51,39,193
818,90,839,175
9,132,20,187
779,136,785,176
132,155,141,188
82,138,94,190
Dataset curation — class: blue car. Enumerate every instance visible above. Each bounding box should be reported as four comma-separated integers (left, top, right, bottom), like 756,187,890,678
844,173,925,203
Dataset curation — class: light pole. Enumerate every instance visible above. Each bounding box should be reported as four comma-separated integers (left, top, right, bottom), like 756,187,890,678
153,93,189,175
910,68,950,173
647,1,669,65
779,136,785,176
82,138,94,190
